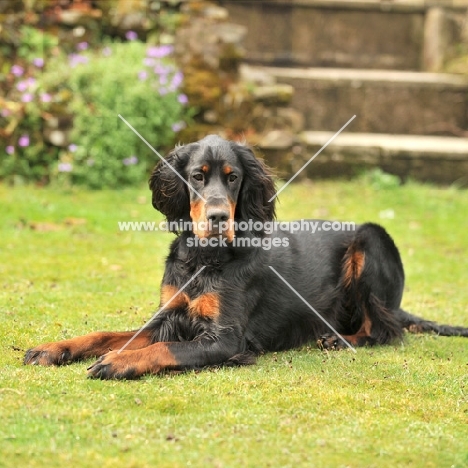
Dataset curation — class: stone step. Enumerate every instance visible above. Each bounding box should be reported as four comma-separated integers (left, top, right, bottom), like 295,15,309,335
259,131,468,184
247,65,468,135
220,0,468,71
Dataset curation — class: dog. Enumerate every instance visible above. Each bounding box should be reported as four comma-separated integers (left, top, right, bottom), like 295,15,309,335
24,135,468,379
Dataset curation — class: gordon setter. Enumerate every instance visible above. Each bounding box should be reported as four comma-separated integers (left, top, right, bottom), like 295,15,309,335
24,135,468,379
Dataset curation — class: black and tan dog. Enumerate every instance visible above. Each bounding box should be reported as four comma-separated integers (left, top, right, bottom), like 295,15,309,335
24,135,468,379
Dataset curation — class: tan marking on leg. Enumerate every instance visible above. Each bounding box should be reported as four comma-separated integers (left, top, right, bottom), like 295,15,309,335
153,342,179,367
87,342,179,379
341,313,373,345
343,249,366,288
24,330,153,366
128,342,179,371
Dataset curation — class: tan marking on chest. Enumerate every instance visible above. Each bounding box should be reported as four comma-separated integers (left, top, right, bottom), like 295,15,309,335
160,285,189,309
189,293,220,319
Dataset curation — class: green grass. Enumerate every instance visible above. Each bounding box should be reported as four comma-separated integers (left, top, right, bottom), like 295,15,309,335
1,180,467,468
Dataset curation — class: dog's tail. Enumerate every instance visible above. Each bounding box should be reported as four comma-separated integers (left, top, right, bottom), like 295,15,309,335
396,309,468,337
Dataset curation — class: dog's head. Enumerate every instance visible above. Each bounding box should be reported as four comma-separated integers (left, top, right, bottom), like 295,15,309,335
149,135,276,240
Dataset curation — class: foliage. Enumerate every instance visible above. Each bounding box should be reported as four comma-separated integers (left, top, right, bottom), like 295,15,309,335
1,180,467,467
1,28,190,188
0,27,60,184
360,168,401,190
17,25,58,62
43,41,189,188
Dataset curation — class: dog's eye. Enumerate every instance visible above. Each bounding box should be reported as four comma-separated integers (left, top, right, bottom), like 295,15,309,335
228,174,238,183
192,173,203,182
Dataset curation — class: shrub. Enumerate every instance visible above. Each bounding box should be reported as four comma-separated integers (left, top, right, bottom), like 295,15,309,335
1,34,190,188
58,41,189,188
360,168,401,190
0,27,60,184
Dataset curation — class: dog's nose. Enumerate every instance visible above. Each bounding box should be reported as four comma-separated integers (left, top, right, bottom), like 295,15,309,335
206,207,229,224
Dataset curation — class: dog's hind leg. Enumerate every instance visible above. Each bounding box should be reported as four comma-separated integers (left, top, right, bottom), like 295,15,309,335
319,223,405,349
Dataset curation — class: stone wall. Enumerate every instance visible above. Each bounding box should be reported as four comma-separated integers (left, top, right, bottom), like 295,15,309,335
174,1,304,145
219,0,468,72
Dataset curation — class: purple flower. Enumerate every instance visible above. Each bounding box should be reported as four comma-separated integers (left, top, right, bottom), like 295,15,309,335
159,75,168,85
147,45,173,58
16,81,29,92
33,57,44,68
171,71,184,90
6,146,15,155
178,94,188,105
40,93,52,103
21,93,34,103
138,70,148,81
153,64,170,75
1,109,11,117
171,121,186,132
69,54,89,68
18,135,30,147
159,87,168,96
58,162,73,172
77,42,88,51
102,47,112,57
17,78,36,92
125,31,138,41
123,155,138,166
68,144,77,152
147,46,161,57
11,65,24,76
143,58,155,67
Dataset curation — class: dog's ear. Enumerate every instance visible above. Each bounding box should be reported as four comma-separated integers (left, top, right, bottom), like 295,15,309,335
233,143,276,224
148,147,190,222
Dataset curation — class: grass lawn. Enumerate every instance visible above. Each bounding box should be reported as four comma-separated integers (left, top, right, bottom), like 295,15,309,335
0,179,467,468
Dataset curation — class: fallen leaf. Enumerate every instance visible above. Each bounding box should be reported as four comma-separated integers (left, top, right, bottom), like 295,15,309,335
64,217,87,226
29,222,63,232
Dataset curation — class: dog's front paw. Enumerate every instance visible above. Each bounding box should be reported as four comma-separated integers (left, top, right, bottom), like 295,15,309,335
87,350,153,380
24,343,73,366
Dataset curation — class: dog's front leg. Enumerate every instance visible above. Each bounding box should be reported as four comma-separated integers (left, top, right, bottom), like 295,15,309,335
87,333,248,379
24,330,153,366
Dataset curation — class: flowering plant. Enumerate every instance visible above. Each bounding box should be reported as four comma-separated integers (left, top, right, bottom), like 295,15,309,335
0,27,60,184
1,31,190,188
50,40,190,188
